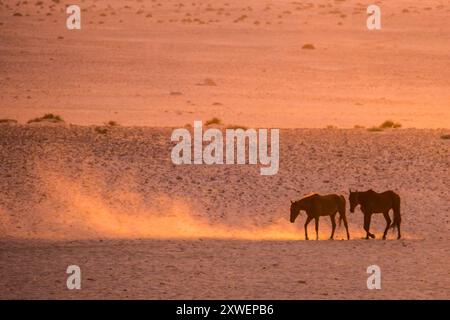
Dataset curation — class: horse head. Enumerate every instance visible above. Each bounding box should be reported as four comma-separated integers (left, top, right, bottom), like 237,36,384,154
348,189,359,213
290,200,301,223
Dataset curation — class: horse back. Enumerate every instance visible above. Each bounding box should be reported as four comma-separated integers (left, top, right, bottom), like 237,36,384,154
363,190,400,212
313,194,344,214
380,190,400,203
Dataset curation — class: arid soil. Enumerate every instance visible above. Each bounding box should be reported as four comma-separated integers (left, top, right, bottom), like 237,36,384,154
0,124,448,299
1,0,450,128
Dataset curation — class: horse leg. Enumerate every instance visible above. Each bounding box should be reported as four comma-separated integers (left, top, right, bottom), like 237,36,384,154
344,215,350,240
363,213,370,239
304,216,312,240
329,214,336,240
314,217,319,240
341,213,350,240
394,206,402,240
338,205,350,240
364,213,375,239
382,211,391,240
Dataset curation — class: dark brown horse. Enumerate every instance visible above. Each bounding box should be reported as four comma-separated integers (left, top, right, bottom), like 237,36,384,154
290,193,350,240
349,189,401,240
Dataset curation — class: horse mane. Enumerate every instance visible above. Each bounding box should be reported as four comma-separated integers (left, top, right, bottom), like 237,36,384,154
297,193,318,203
363,189,376,196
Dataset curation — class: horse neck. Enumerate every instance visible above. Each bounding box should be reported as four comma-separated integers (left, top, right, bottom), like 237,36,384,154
357,191,369,205
296,198,309,211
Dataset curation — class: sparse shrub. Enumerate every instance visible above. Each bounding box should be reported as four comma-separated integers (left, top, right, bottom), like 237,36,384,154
441,134,450,140
367,126,383,132
0,119,17,124
354,125,365,129
380,120,401,129
202,78,217,86
105,120,119,126
302,44,315,50
326,125,337,129
95,127,108,134
380,120,394,128
196,78,217,86
27,113,64,124
205,117,222,126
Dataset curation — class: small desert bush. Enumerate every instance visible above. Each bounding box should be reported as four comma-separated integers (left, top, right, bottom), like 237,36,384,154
205,117,222,126
94,127,108,134
441,134,450,140
353,125,365,129
105,120,119,126
367,126,384,132
27,113,64,124
367,120,402,132
302,44,315,50
198,78,217,86
380,120,401,129
326,125,337,129
0,118,17,124
380,120,395,128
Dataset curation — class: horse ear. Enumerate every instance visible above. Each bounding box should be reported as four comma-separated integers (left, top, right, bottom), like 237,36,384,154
290,200,294,204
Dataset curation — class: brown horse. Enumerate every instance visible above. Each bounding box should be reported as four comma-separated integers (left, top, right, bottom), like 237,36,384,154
290,193,350,240
349,189,401,240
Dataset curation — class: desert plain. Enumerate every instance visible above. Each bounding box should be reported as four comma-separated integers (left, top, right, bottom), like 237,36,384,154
0,0,449,299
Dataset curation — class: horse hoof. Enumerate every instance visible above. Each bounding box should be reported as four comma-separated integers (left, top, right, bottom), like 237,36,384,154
369,234,376,239
382,236,386,240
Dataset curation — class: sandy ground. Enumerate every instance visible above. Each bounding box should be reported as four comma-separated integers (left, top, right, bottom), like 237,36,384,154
0,124,449,299
1,0,450,128
0,0,449,301
1,239,448,299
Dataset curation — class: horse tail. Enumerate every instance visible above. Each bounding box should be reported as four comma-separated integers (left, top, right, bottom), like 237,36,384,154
338,195,346,227
390,194,401,230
